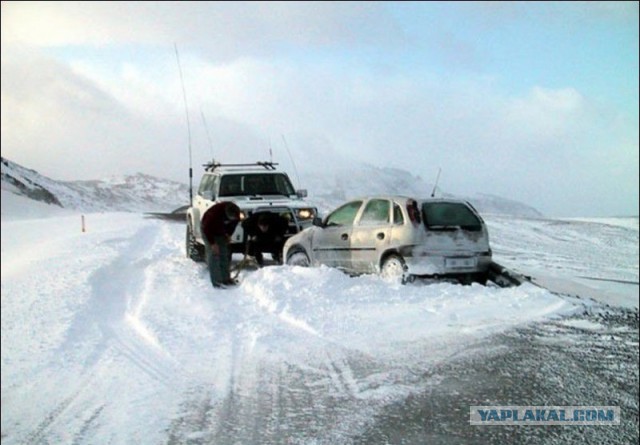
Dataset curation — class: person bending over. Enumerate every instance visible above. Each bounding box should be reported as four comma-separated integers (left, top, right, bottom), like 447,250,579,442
242,212,289,266
201,201,241,288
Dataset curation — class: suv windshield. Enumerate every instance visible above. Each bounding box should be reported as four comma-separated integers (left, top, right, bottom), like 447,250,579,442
422,202,482,231
219,173,295,197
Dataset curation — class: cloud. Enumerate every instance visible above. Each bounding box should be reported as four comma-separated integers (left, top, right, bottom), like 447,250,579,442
1,2,404,61
458,1,639,27
5,42,635,217
1,2,637,217
0,47,185,182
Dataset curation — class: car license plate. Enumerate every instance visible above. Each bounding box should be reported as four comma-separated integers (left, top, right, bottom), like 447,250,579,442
445,257,477,269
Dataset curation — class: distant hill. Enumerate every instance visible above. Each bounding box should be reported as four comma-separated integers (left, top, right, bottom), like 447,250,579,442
1,157,543,218
1,157,189,213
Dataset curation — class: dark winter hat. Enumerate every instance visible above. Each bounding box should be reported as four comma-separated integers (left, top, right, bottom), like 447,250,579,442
225,203,240,220
257,213,270,225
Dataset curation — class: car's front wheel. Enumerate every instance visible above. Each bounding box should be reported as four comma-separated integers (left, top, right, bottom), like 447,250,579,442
286,250,310,267
380,254,407,283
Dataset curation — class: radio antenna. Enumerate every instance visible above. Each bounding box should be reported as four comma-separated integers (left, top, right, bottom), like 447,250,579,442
281,135,301,189
430,167,441,198
174,43,193,203
200,108,214,161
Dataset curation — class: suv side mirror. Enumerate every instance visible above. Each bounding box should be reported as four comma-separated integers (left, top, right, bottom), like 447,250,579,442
296,189,308,198
312,216,324,227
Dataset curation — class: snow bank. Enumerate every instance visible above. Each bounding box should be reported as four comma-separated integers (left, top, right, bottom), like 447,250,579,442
235,265,576,361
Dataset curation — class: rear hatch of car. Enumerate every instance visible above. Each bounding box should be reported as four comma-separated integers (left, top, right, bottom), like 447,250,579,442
419,201,490,263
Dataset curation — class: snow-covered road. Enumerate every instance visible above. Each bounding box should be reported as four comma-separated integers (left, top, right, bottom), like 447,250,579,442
1,211,638,444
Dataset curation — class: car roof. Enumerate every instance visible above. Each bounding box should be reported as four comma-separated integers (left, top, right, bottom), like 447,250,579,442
346,195,416,203
206,169,286,175
340,196,475,208
419,197,467,202
203,161,285,174
344,195,466,201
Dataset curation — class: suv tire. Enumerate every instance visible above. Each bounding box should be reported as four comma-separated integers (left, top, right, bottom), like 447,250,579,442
186,223,204,262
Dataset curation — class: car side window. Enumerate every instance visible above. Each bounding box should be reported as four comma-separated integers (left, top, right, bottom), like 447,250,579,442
198,175,213,197
325,201,363,226
393,203,404,225
209,177,219,199
359,199,390,225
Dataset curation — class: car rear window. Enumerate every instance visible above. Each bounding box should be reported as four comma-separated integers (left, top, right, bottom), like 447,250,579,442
421,202,482,231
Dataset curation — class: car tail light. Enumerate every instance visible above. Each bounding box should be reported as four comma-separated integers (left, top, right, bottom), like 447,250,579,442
406,199,421,225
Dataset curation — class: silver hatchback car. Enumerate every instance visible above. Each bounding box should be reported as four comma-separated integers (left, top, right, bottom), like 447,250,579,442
283,196,493,284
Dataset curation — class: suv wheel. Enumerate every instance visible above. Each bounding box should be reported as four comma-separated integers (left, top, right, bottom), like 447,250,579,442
287,250,310,267
186,223,204,262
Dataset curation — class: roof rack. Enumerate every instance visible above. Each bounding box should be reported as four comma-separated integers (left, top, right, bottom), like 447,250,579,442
203,161,279,172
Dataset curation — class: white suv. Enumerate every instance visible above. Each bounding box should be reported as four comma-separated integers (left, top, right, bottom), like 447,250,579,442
186,162,317,262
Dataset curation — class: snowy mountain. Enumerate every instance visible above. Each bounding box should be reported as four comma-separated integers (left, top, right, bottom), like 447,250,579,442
1,157,189,213
1,157,542,217
461,192,545,219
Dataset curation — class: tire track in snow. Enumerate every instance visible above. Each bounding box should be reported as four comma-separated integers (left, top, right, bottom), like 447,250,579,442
17,220,185,444
21,372,100,445
164,301,266,443
163,274,398,444
71,404,105,445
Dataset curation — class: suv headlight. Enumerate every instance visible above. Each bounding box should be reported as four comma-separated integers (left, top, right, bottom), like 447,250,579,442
296,208,315,220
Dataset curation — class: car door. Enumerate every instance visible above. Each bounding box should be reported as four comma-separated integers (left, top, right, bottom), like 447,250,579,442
311,200,362,269
350,198,392,273
193,175,218,241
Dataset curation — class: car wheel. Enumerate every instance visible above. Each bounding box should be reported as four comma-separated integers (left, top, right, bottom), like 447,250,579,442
381,254,407,283
380,254,406,281
186,223,204,262
287,250,310,267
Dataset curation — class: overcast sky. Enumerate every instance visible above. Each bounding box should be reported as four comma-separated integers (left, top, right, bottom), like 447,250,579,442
1,1,638,217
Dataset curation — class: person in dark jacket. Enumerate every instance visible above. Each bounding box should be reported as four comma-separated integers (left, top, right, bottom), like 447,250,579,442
201,201,241,288
242,212,289,266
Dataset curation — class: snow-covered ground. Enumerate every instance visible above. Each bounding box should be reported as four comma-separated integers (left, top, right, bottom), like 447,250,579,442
486,214,638,309
1,193,638,444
